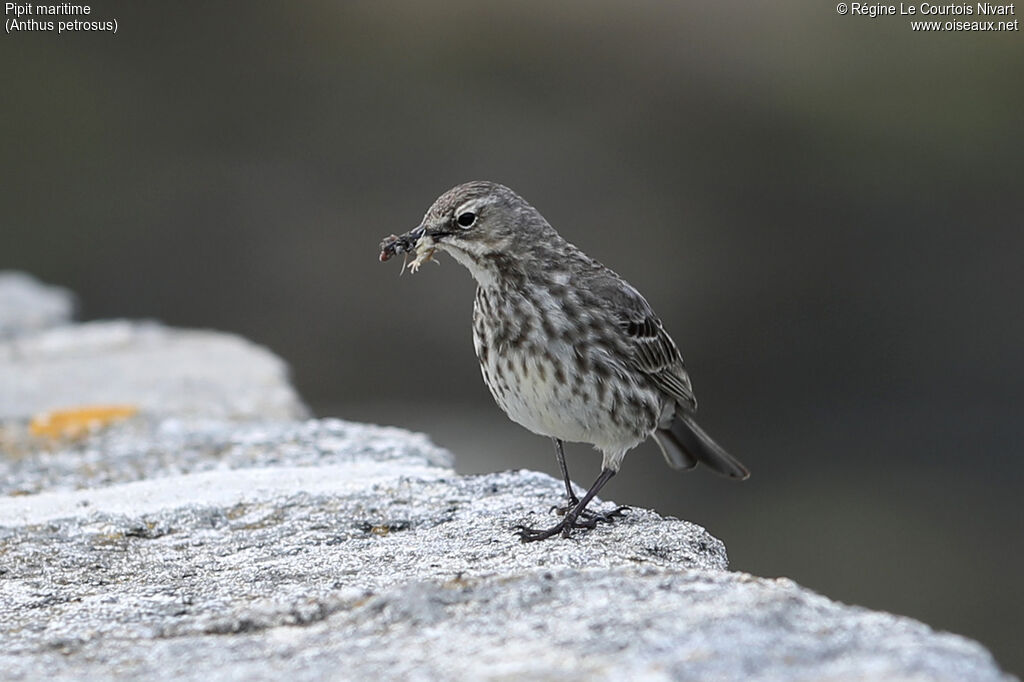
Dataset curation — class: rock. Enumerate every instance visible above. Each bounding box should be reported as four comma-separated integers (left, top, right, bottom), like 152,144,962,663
0,279,1013,681
0,417,1012,681
0,320,308,422
0,272,75,339
0,417,733,680
0,417,453,498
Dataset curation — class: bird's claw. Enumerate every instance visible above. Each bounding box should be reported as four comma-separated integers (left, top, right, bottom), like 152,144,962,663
516,505,629,542
515,523,568,542
579,505,629,525
552,501,628,520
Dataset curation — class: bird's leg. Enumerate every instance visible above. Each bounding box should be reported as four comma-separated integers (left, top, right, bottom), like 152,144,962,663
551,438,580,514
549,440,629,521
518,468,627,542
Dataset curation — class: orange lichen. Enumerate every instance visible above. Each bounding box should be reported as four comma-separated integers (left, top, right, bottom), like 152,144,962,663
29,405,139,439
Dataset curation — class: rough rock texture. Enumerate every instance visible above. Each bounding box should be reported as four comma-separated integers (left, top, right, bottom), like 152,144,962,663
0,274,1013,681
0,271,75,338
0,421,1010,681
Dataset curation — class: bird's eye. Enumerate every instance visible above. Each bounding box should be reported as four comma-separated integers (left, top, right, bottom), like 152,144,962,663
456,211,477,228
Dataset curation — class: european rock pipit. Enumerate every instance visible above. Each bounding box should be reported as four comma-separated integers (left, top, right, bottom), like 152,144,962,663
381,181,748,541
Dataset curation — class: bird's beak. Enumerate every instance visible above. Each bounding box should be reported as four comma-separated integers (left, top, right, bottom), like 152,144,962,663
408,222,456,244
406,224,426,243
379,223,455,263
417,224,456,241
379,224,427,263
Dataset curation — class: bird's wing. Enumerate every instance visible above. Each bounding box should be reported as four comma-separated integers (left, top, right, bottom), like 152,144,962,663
585,271,698,412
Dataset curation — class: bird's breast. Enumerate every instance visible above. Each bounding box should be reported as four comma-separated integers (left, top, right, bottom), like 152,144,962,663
471,285,661,450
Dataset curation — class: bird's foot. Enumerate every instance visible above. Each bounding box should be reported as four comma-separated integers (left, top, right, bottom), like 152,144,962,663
517,505,629,542
577,505,629,526
550,495,581,516
552,498,628,521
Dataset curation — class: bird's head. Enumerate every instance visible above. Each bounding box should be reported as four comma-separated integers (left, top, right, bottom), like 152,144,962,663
381,181,558,283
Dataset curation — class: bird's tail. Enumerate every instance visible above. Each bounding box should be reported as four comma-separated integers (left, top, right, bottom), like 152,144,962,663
652,410,749,479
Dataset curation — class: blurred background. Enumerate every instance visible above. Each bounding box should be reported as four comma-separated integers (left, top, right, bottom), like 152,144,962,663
3,0,1021,673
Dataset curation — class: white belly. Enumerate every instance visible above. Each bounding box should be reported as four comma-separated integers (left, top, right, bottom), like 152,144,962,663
486,342,601,442
472,287,661,453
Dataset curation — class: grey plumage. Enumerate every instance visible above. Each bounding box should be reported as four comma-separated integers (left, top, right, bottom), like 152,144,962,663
382,181,748,540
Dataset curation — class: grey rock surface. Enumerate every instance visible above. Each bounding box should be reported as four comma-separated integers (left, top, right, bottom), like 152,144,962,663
0,271,74,339
0,417,1012,682
0,284,1013,681
0,417,451,497
0,320,308,422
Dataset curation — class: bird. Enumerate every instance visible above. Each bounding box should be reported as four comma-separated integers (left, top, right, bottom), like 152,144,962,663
380,181,748,541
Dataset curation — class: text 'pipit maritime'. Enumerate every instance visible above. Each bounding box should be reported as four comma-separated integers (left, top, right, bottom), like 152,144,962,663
380,181,748,541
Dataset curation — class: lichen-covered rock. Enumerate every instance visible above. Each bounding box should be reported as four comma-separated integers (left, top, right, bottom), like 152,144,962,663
0,417,451,497
0,421,1010,681
0,271,74,339
0,277,1013,681
0,417,737,681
